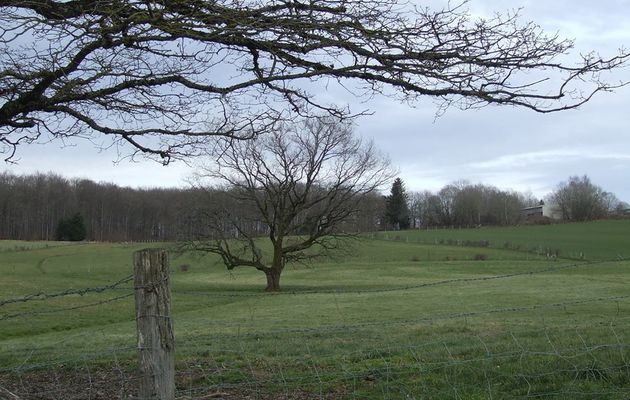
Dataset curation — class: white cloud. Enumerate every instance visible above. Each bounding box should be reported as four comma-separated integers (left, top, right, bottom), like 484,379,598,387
469,150,630,170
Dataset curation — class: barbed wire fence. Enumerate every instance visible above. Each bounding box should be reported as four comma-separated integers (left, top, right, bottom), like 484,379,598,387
0,252,629,399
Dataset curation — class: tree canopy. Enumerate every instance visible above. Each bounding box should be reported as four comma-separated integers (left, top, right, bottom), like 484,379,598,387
188,116,393,291
409,182,530,228
1,0,627,161
550,175,619,221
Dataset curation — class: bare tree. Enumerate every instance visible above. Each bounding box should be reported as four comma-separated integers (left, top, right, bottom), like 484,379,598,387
1,1,628,161
409,182,529,228
451,183,527,227
550,175,612,221
188,117,393,291
409,190,430,229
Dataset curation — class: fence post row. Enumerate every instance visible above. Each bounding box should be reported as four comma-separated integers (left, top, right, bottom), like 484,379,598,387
133,248,175,400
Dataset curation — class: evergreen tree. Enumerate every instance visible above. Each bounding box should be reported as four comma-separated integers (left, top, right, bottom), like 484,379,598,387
55,213,87,241
385,178,410,230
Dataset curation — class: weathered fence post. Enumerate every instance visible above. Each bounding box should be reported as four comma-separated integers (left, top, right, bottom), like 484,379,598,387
133,248,175,400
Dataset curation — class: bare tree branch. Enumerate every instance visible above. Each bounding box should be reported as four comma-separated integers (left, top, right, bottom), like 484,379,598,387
1,0,627,161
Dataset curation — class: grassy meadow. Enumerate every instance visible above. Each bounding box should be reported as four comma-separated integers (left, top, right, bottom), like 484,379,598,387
373,219,630,261
1,220,629,398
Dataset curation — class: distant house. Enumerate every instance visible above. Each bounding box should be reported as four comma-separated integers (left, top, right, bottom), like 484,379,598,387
521,201,561,221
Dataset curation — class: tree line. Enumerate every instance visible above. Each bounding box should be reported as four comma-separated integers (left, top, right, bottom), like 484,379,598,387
384,175,627,230
0,171,385,242
384,179,536,230
0,172,194,241
1,171,627,242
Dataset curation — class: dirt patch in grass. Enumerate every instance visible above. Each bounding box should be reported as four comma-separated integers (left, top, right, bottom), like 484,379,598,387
0,366,135,400
0,362,348,400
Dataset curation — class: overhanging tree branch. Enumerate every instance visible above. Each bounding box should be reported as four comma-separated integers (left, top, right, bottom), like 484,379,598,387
1,0,628,161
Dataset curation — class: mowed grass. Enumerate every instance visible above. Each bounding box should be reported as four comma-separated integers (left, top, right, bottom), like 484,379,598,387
1,222,629,398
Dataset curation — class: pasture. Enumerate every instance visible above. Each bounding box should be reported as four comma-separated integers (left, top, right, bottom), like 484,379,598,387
1,221,629,399
373,219,630,261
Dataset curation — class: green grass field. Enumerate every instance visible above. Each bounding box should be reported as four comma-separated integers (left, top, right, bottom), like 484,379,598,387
1,221,629,399
373,219,630,261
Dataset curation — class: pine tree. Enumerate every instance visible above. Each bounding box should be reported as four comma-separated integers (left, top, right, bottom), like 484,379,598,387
55,213,87,241
385,178,410,230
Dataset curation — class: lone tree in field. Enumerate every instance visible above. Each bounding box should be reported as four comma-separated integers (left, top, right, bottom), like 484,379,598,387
385,178,410,230
1,1,628,161
189,117,393,291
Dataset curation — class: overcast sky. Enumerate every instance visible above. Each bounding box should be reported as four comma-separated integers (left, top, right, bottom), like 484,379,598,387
3,0,630,201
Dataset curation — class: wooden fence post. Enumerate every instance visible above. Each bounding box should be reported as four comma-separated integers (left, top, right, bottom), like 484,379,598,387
133,249,175,400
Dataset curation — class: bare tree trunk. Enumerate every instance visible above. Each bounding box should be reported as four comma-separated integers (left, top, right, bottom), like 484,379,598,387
264,241,284,292
265,268,282,292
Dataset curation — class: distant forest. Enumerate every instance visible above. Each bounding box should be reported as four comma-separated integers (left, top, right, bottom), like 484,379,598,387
0,171,533,242
2,172,624,242
0,172,195,241
0,172,384,242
